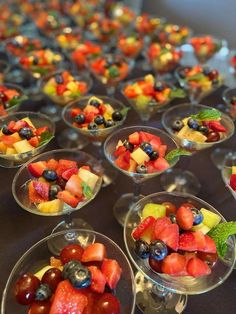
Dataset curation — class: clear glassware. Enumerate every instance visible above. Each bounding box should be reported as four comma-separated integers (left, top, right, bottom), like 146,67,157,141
124,191,235,313
155,24,193,47
62,96,127,186
221,152,236,200
0,60,10,84
12,149,103,231
0,83,26,117
162,103,235,194
104,126,180,226
1,229,136,314
0,111,55,168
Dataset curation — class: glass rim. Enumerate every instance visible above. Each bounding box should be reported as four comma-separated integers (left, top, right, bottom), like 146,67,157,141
222,87,236,109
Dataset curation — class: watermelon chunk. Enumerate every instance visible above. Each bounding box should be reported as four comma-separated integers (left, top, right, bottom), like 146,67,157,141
81,243,107,263
57,190,80,208
153,157,170,172
28,161,47,177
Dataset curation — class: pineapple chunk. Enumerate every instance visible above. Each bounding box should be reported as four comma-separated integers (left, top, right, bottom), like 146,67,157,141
200,208,221,229
21,117,36,129
6,147,17,155
104,104,115,116
13,139,34,153
0,142,7,153
116,140,123,149
128,159,137,172
177,125,207,143
232,166,236,174
131,147,150,165
37,199,64,213
144,74,155,84
78,168,99,191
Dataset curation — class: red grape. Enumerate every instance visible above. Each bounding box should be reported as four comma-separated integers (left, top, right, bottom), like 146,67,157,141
28,300,51,314
162,202,177,216
60,244,84,264
14,273,40,305
94,293,120,314
41,268,62,292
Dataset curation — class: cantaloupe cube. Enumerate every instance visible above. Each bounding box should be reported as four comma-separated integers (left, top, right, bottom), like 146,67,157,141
131,147,150,165
37,199,64,213
21,117,36,129
6,147,17,155
78,168,99,191
13,139,34,153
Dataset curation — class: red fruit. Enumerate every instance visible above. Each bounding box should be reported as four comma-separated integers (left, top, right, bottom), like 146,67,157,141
32,181,50,200
176,206,194,230
14,273,40,305
153,157,170,172
158,145,167,157
114,146,126,157
41,268,62,292
28,136,39,147
132,216,156,240
197,251,218,266
56,84,67,96
123,150,131,163
128,132,140,145
230,174,236,191
101,259,122,290
179,232,196,251
65,174,83,197
206,121,226,133
28,300,51,314
57,190,80,208
28,181,45,203
36,126,49,136
81,243,107,263
28,161,47,177
46,159,59,171
70,107,82,118
179,202,195,211
49,280,88,314
201,235,217,254
1,134,20,147
150,137,161,151
186,257,211,277
193,231,206,251
12,119,29,132
88,266,106,293
81,288,98,314
6,120,16,132
139,131,150,143
162,253,187,275
56,159,77,176
157,224,179,251
153,217,172,239
61,167,79,180
60,244,84,264
94,293,121,314
115,153,130,171
162,202,177,216
80,165,91,171
149,257,163,273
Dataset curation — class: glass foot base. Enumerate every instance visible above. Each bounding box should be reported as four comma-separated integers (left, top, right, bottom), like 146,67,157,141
57,128,89,150
52,218,93,233
0,157,25,168
113,193,143,226
160,168,201,195
210,148,233,170
39,104,62,122
135,272,187,314
100,159,118,187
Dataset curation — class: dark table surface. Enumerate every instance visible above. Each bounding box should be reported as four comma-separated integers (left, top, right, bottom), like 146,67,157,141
0,70,236,314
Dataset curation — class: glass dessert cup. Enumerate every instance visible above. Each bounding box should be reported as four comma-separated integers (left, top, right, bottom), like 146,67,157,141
161,103,235,194
0,83,26,117
104,126,180,226
0,111,55,168
12,149,103,232
117,33,144,62
0,60,10,84
1,229,136,314
62,96,127,187
124,191,235,313
155,24,193,47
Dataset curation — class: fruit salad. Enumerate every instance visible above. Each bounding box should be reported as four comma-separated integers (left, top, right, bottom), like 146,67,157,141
190,36,222,63
88,17,121,43
55,27,82,50
117,34,144,59
111,4,136,26
113,131,171,174
132,200,223,277
0,84,27,117
157,24,191,46
135,14,164,36
71,41,102,70
42,71,90,105
147,43,182,74
5,35,44,57
14,242,122,313
35,10,70,35
0,117,53,156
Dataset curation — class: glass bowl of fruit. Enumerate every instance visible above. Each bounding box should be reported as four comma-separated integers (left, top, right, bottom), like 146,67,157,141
2,229,136,314
156,23,192,47
121,74,186,121
124,191,236,313
54,27,82,52
117,33,144,60
111,3,136,27
222,87,236,120
135,14,165,39
0,112,55,168
221,152,236,200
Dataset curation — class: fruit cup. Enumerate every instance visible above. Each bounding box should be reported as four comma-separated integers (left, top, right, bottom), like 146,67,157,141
111,3,136,27
104,126,180,225
54,27,82,52
0,111,55,168
117,33,144,61
2,229,136,314
12,149,103,231
135,14,165,40
156,23,192,47
124,191,235,313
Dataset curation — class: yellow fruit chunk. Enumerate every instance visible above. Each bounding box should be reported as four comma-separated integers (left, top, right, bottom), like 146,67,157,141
232,166,236,174
200,208,221,229
116,140,123,149
21,117,36,129
78,168,99,191
140,225,154,244
191,223,210,234
13,139,34,153
6,147,17,155
128,159,137,172
144,74,155,84
37,199,64,213
0,142,7,153
67,81,78,92
88,96,103,106
142,203,166,219
131,147,150,165
177,125,207,143
104,104,115,116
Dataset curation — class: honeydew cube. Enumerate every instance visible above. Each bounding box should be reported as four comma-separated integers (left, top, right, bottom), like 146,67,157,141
78,168,99,191
37,199,64,213
191,223,210,234
177,125,207,143
232,166,236,174
131,147,150,165
142,203,166,219
43,84,56,95
6,147,17,155
200,208,221,229
21,117,36,129
13,139,34,153
135,95,152,109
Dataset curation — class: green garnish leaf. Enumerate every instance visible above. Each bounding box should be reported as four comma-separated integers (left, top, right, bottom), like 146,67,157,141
186,73,205,81
170,89,186,99
160,47,170,56
208,222,236,258
82,182,93,199
165,148,192,161
32,67,49,75
120,107,130,116
191,108,221,121
108,66,120,78
8,95,28,107
38,131,54,147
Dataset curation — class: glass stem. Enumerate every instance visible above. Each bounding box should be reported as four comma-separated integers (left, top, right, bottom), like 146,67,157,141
133,182,141,200
63,213,73,229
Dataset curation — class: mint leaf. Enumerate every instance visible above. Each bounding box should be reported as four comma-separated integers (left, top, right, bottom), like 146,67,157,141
170,89,186,99
160,47,170,56
191,108,221,121
8,95,28,107
108,66,120,78
32,67,49,75
38,131,54,147
120,107,130,116
165,148,192,162
208,222,236,258
186,73,205,81
82,182,93,199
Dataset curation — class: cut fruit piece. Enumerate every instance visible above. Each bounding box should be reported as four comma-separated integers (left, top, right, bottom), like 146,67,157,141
1,133,22,147
230,174,236,191
153,157,170,172
21,117,36,129
200,208,221,228
28,181,45,203
37,199,64,213
140,222,155,244
88,266,106,294
191,223,210,234
81,243,106,263
177,125,207,143
128,131,140,145
57,190,80,208
186,257,211,277
34,265,54,280
46,159,59,171
132,216,156,240
6,147,17,154
28,161,47,177
179,231,206,252
128,159,137,172
142,203,166,219
0,142,7,153
153,217,172,239
157,224,179,251
201,235,217,254
62,167,79,180
78,168,99,191
33,181,50,200
232,166,236,175
65,174,83,197
162,253,187,275
13,139,34,154
176,205,194,230
101,258,122,290
130,147,150,165
56,159,77,176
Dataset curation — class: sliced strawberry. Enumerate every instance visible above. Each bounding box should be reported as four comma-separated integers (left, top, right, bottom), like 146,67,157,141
201,235,216,253
186,257,211,277
32,181,50,200
132,216,156,240
12,120,29,132
65,174,83,197
28,136,39,147
206,120,226,132
176,205,194,230
114,145,126,157
179,232,198,252
101,259,122,290
81,243,107,263
162,253,187,275
153,217,172,239
62,167,79,180
193,231,206,251
46,159,59,171
56,159,77,176
7,120,16,132
153,157,170,172
28,161,47,177
28,181,45,203
49,280,88,314
128,132,140,145
57,190,80,208
81,288,98,314
157,224,179,251
230,174,236,191
88,266,106,294
123,150,131,163
35,126,49,136
141,221,155,243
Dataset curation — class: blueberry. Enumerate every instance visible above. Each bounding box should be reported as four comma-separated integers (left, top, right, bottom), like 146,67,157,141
104,119,115,128
191,208,204,225
197,125,209,135
19,127,33,140
49,184,62,200
89,99,100,108
94,115,104,125
187,118,199,130
62,260,81,279
112,110,123,121
136,164,147,174
42,169,58,181
66,264,91,289
88,122,98,130
135,239,150,259
149,240,168,261
33,56,39,65
140,142,153,155
154,81,165,91
169,213,177,224
2,124,12,135
55,74,64,84
172,119,184,131
35,284,52,301
123,140,134,152
149,151,159,161
75,114,85,124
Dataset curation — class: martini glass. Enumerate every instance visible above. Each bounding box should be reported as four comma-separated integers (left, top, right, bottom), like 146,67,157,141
12,149,103,232
221,152,236,200
62,96,127,186
124,191,235,313
104,126,180,226
0,111,55,168
161,103,234,194
0,83,26,117
1,229,136,314
155,24,192,47
117,33,144,62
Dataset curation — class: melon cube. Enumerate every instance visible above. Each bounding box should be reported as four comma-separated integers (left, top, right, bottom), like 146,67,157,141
191,223,210,234
232,166,236,174
37,199,64,213
13,139,34,153
200,208,221,229
131,147,150,165
177,125,207,143
142,203,166,219
78,168,99,191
